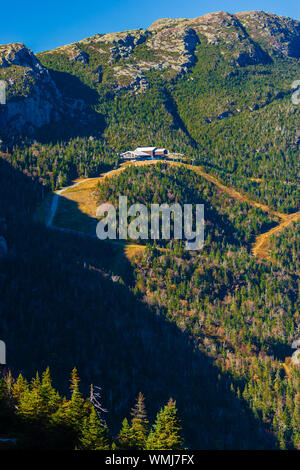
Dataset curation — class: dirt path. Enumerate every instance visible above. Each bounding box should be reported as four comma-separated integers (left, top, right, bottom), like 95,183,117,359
46,179,88,227
45,159,300,261
180,164,286,220
253,212,300,260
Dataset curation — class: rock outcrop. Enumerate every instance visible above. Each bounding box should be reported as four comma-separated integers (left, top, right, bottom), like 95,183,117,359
0,43,62,134
236,11,300,58
0,43,97,136
292,350,300,366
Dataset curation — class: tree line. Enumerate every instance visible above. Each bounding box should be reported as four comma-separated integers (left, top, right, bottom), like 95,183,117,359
0,368,184,450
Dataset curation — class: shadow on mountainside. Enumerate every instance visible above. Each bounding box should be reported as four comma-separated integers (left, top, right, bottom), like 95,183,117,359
37,70,104,143
48,70,100,104
0,158,279,449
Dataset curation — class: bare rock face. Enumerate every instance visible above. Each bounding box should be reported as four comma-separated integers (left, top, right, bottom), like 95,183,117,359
188,11,247,45
292,339,300,349
147,10,299,69
147,27,200,71
148,18,188,31
66,47,89,64
98,30,149,61
292,350,300,366
236,11,300,58
0,43,44,71
111,65,149,92
97,29,148,45
0,43,93,136
110,26,200,92
159,12,270,66
81,29,150,65
42,43,89,63
0,43,62,133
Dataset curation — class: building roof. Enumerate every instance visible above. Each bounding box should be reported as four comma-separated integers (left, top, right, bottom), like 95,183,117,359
156,148,167,152
136,147,156,152
120,151,134,156
135,150,151,156
120,150,151,158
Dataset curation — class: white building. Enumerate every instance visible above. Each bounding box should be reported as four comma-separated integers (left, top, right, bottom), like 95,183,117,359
120,147,168,160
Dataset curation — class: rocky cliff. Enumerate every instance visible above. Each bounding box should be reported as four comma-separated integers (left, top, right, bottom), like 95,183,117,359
0,43,99,138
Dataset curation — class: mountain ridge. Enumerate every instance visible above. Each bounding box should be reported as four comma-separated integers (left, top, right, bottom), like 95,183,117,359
39,10,299,53
0,10,299,139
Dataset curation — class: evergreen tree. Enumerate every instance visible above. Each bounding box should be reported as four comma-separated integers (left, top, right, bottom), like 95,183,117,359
79,406,110,450
17,372,43,421
147,398,184,450
292,393,300,449
40,367,61,417
0,377,10,424
12,373,28,402
116,418,133,449
64,368,86,432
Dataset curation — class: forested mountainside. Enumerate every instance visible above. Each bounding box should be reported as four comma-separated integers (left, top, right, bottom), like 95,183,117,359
1,156,283,450
96,164,300,449
270,221,300,274
0,10,300,450
0,11,299,210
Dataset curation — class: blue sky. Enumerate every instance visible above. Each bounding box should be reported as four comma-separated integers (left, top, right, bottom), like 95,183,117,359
1,0,299,52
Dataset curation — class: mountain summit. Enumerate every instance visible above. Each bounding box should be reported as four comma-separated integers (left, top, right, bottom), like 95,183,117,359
0,10,299,137
39,11,300,91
